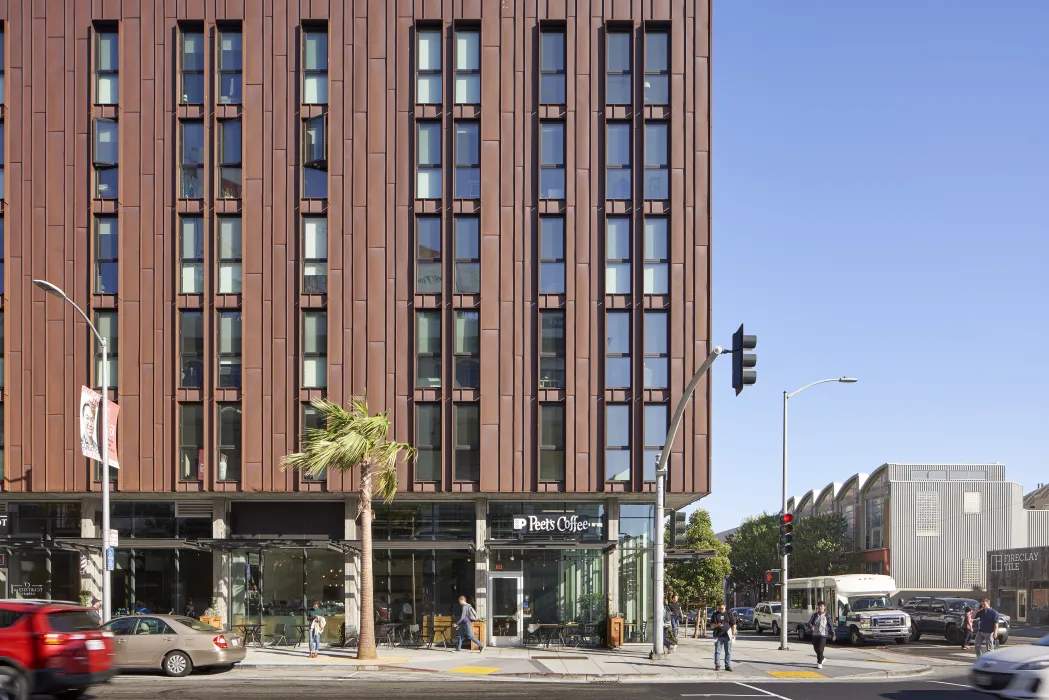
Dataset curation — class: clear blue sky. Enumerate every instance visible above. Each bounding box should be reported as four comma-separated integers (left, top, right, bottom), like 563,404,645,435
704,1,1049,532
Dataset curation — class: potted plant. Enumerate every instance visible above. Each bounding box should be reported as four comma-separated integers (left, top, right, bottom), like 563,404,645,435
200,598,223,629
78,590,94,607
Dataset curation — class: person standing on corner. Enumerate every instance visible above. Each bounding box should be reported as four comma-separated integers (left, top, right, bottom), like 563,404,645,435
973,599,1000,658
710,602,736,672
308,601,326,658
455,595,485,653
961,605,975,650
807,600,836,669
668,595,682,641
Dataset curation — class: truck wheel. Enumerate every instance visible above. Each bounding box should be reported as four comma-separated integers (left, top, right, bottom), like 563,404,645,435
849,626,863,646
997,634,1008,646
755,622,763,634
895,637,908,645
910,623,921,642
945,625,961,645
0,666,28,700
771,622,779,636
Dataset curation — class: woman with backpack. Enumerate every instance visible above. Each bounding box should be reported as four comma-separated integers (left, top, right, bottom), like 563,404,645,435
308,601,326,658
455,595,485,653
961,605,975,650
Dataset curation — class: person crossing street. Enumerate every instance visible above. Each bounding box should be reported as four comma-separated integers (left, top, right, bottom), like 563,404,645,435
807,600,837,669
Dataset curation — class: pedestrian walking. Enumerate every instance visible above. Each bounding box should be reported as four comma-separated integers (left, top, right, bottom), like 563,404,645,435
973,598,1000,658
669,594,682,641
710,603,736,672
308,601,326,658
807,600,837,669
184,599,197,618
961,606,975,650
455,595,485,653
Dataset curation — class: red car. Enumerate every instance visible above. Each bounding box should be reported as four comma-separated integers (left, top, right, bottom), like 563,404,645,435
0,600,117,700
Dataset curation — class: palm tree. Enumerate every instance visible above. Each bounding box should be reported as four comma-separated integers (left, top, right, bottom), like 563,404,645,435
281,395,416,661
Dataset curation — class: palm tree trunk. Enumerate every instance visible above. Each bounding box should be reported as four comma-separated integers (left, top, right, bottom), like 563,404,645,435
356,460,377,660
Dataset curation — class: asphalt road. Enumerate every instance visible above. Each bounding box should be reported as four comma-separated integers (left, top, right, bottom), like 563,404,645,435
67,673,980,700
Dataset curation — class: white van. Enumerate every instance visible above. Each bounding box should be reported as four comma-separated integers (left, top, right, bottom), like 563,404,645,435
786,574,911,646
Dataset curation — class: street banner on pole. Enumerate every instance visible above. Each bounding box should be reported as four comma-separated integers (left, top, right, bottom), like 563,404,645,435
79,386,120,468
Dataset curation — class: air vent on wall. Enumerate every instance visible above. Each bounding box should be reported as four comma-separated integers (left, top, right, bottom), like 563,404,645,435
0,503,7,516
175,501,213,518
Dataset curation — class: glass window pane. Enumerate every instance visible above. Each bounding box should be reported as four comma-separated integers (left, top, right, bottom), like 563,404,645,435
454,217,479,258
540,312,565,354
606,451,631,481
219,404,243,480
417,311,441,354
540,74,566,104
644,170,669,200
541,31,564,71
644,450,660,481
606,263,630,294
182,121,204,164
418,31,441,71
304,32,328,71
607,33,630,72
417,74,442,104
644,312,668,354
97,33,119,71
541,123,564,166
606,357,631,388
644,74,668,105
643,358,668,389
540,217,564,259
304,116,326,165
303,217,328,259
454,75,480,103
540,263,565,294
607,124,631,166
182,32,204,70
645,123,668,166
455,31,479,70
94,120,119,165
606,312,630,355
539,169,565,200
219,31,243,70
540,404,564,446
644,218,668,259
455,123,479,165
606,74,630,105
646,32,668,72
418,123,441,165
607,405,630,447
219,218,242,259
220,120,242,164
454,311,479,354
607,218,630,259
304,313,327,354
303,75,328,104
607,169,631,200
219,312,242,354
643,263,668,295
644,404,668,447
417,168,441,199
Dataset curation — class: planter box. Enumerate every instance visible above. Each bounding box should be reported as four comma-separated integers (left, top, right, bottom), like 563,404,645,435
470,620,486,650
200,616,223,629
607,617,624,648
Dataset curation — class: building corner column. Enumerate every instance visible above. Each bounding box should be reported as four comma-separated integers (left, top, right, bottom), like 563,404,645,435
606,498,620,617
212,498,230,622
345,497,360,638
474,498,488,620
81,496,103,602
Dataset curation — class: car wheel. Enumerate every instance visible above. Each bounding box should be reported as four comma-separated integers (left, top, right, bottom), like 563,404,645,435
755,622,763,634
945,625,961,645
910,624,921,642
849,626,863,646
796,624,807,641
771,622,779,636
895,637,908,645
997,634,1008,646
0,666,28,700
164,650,193,678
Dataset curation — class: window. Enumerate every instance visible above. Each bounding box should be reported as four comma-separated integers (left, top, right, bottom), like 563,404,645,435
416,403,442,482
218,27,243,104
217,217,242,294
179,310,204,389
952,471,987,481
453,310,480,389
303,115,328,198
218,404,242,481
218,311,242,389
540,122,566,199
606,404,630,481
302,216,328,293
540,29,566,104
94,311,118,389
302,311,327,388
94,217,118,294
453,403,480,481
453,216,480,293
963,492,982,515
643,404,667,481
864,496,884,549
539,404,566,481
644,122,669,200
644,311,668,389
416,216,442,293
606,217,631,294
93,118,119,199
915,491,940,537
95,30,119,104
644,30,668,105
415,310,441,388
606,31,631,105
454,122,480,199
180,121,205,198
180,30,204,104
300,404,326,480
0,124,4,199
962,559,981,587
0,219,4,292
539,311,565,389
606,123,631,199
417,29,442,104
417,122,442,199
217,119,242,199
539,216,565,294
606,311,630,389
302,28,328,104
644,217,669,294
179,217,204,293
912,470,947,480
0,30,5,105
454,29,479,104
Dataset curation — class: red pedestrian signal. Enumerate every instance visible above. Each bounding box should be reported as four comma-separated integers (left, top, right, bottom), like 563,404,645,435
765,572,773,583
765,570,781,584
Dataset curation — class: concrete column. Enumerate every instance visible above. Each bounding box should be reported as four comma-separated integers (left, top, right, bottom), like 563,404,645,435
212,498,230,621
80,497,102,602
606,498,620,616
344,497,360,636
474,498,488,619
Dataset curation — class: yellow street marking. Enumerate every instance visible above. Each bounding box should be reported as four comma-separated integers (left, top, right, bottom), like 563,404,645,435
766,671,827,679
448,665,500,675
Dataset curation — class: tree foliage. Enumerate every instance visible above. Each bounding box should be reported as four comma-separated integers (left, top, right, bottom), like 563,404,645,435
725,513,780,593
664,509,732,607
789,512,857,578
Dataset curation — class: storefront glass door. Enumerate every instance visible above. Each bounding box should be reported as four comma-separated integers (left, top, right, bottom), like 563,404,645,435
1018,590,1027,622
488,573,522,646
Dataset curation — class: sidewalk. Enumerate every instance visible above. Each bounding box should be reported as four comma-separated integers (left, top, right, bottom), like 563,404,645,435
236,636,932,682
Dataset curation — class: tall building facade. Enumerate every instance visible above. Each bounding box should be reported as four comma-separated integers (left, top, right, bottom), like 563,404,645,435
0,0,710,646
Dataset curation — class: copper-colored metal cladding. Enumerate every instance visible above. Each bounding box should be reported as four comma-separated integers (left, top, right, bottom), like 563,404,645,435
1,1,710,501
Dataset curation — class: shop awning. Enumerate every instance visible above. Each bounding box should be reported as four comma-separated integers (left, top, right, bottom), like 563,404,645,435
665,548,718,561
188,538,360,555
485,540,614,551
371,540,475,552
43,538,214,552
2,537,104,553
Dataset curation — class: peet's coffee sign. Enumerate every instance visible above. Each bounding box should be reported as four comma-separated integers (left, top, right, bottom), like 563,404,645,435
513,514,592,536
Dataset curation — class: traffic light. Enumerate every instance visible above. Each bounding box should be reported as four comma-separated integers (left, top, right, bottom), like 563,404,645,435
765,570,781,585
673,511,688,548
778,513,794,556
732,324,757,395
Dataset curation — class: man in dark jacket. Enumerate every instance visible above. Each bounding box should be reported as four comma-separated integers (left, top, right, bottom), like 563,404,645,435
808,600,836,669
668,595,682,640
710,603,736,672
973,599,1000,658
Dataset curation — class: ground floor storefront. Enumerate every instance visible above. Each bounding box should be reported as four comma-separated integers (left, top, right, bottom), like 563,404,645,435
2,495,668,646
987,546,1049,625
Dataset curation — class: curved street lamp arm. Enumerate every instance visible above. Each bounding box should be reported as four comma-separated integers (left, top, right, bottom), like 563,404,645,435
786,377,849,400
32,279,104,344
655,345,724,475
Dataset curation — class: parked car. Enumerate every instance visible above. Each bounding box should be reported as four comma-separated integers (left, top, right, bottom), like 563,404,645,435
970,632,1049,698
753,601,783,635
101,614,246,677
0,599,117,700
731,607,756,630
903,598,1010,645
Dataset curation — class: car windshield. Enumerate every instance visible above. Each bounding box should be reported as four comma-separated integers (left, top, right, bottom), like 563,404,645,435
948,600,977,613
770,604,781,612
48,610,101,632
849,596,893,611
175,617,220,632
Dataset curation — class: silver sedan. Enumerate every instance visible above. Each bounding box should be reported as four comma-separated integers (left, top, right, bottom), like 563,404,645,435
101,614,246,676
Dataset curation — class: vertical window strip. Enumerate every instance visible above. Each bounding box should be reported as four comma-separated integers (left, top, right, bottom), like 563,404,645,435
605,404,630,481
302,27,329,105
643,29,669,105
454,29,480,104
538,216,565,294
180,29,205,104
95,29,119,105
605,311,630,389
416,29,442,105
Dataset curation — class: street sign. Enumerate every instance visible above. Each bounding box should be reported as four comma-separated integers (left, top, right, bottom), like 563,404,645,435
108,529,119,548
106,548,115,571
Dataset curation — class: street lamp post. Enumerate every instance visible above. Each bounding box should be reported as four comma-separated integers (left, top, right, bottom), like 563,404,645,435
33,279,112,623
779,377,857,651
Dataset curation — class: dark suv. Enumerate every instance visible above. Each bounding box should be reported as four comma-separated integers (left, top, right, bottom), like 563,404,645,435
904,597,1010,645
0,600,117,699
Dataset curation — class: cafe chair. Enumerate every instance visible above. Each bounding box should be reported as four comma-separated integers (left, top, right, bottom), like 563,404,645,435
523,624,541,647
267,623,289,646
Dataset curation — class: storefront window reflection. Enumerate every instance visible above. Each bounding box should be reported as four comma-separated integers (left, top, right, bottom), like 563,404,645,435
112,549,212,616
619,505,654,642
373,549,474,636
4,550,79,602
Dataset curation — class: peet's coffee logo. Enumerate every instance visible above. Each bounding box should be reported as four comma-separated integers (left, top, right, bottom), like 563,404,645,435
991,551,1040,572
513,514,592,535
